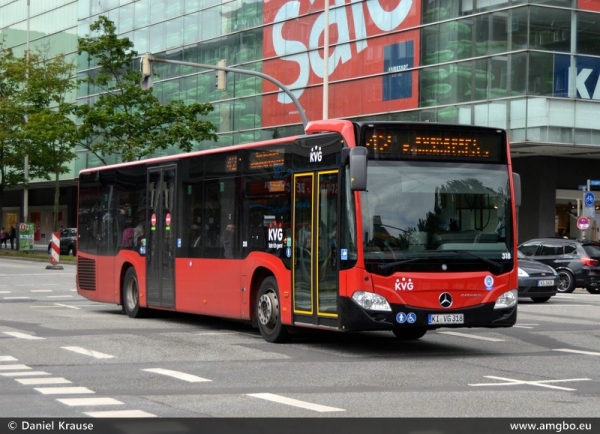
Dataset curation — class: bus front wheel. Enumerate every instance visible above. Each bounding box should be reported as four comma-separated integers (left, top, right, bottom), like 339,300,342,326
257,277,289,343
123,267,145,318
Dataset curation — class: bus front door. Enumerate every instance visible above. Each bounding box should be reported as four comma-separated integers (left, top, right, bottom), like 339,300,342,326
292,170,339,327
146,165,176,308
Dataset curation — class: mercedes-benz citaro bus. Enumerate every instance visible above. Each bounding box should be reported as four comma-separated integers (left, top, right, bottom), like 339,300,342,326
76,119,521,343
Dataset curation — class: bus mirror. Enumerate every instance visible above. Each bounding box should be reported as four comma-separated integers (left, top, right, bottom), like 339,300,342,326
513,172,521,207
349,147,368,191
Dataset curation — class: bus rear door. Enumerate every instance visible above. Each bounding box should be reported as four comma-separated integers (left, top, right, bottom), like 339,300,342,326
292,170,339,328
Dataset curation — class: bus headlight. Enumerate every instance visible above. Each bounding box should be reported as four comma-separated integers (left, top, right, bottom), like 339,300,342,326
494,290,518,309
352,291,392,311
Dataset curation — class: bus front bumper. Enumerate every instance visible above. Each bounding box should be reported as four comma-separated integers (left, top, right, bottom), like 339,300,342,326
338,296,517,332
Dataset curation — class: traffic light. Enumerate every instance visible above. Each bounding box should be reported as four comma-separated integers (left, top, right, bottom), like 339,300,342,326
216,59,227,91
140,53,153,90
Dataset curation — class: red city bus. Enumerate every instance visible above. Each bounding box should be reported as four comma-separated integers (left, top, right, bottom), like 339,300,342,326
76,119,520,343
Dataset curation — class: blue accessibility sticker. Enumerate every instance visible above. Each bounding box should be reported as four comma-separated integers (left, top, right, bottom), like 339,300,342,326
396,312,407,324
407,312,417,324
484,275,494,290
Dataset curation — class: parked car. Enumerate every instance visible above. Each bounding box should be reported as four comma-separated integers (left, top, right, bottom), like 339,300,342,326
47,228,77,256
518,238,600,294
517,250,558,302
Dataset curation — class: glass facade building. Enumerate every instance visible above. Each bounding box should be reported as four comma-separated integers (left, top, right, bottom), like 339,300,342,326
2,0,600,243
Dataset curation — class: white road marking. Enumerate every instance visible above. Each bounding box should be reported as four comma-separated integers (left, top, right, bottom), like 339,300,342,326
553,348,600,356
47,295,73,298
513,326,534,329
0,356,17,362
57,398,124,406
520,304,593,307
3,332,44,340
469,376,591,391
17,377,72,385
0,371,51,377
437,331,505,342
142,368,211,383
35,387,95,395
84,410,157,418
3,297,31,300
30,290,53,293
54,303,80,309
62,347,115,359
0,291,11,294
196,332,237,336
247,393,345,412
0,364,30,371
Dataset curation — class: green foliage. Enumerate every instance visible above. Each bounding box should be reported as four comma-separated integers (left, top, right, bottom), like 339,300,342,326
76,16,217,163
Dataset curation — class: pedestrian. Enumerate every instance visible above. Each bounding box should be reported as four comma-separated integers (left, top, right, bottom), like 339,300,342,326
0,227,7,249
9,225,16,250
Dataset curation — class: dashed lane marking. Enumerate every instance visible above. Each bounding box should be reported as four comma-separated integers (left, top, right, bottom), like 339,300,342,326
35,387,95,395
57,398,124,407
247,393,345,413
0,356,18,362
84,410,157,418
553,348,600,356
437,331,505,342
3,297,31,300
17,377,72,385
62,347,115,359
142,368,211,383
3,332,44,340
47,295,74,298
30,290,53,293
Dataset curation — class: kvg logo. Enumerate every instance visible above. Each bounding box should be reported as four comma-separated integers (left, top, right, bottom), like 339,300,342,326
309,146,322,163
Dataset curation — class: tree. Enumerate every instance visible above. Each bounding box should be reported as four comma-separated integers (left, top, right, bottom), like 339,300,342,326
76,16,217,164
0,38,79,233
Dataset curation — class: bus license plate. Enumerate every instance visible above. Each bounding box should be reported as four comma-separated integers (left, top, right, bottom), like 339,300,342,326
428,314,464,325
537,280,554,287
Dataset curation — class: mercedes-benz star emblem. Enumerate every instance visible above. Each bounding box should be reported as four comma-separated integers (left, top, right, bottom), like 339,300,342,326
439,292,453,308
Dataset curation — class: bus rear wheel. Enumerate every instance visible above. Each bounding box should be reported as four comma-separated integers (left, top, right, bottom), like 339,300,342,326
392,328,427,340
257,277,289,343
123,267,145,318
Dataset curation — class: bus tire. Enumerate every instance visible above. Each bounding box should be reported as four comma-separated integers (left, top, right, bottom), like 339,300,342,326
123,267,145,318
392,328,427,340
257,277,289,343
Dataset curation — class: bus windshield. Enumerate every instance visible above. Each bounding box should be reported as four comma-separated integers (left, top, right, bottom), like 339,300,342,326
361,161,513,275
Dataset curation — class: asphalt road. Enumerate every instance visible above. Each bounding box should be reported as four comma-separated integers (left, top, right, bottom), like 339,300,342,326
1,257,599,423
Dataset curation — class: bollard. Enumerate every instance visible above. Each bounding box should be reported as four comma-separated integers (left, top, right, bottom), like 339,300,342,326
46,232,64,270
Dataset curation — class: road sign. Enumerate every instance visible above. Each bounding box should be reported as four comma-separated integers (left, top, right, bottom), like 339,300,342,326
577,216,590,230
151,214,157,226
165,213,171,226
584,192,595,206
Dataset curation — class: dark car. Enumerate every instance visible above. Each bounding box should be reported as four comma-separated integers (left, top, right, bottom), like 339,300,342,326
518,238,600,294
517,251,558,302
47,228,77,256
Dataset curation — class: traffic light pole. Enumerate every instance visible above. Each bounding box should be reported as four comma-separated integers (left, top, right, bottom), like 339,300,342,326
142,54,308,131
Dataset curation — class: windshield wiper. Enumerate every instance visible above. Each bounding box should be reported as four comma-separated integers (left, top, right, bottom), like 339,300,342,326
443,250,503,274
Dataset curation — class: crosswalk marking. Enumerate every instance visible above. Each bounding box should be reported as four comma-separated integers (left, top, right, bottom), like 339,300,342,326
17,377,72,385
35,387,95,395
3,332,44,340
0,356,17,362
57,398,124,407
62,347,115,359
142,368,211,382
84,410,157,418
247,393,345,412
0,364,31,370
0,371,51,377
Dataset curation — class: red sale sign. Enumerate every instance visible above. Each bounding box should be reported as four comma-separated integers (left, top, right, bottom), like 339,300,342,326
262,0,421,126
